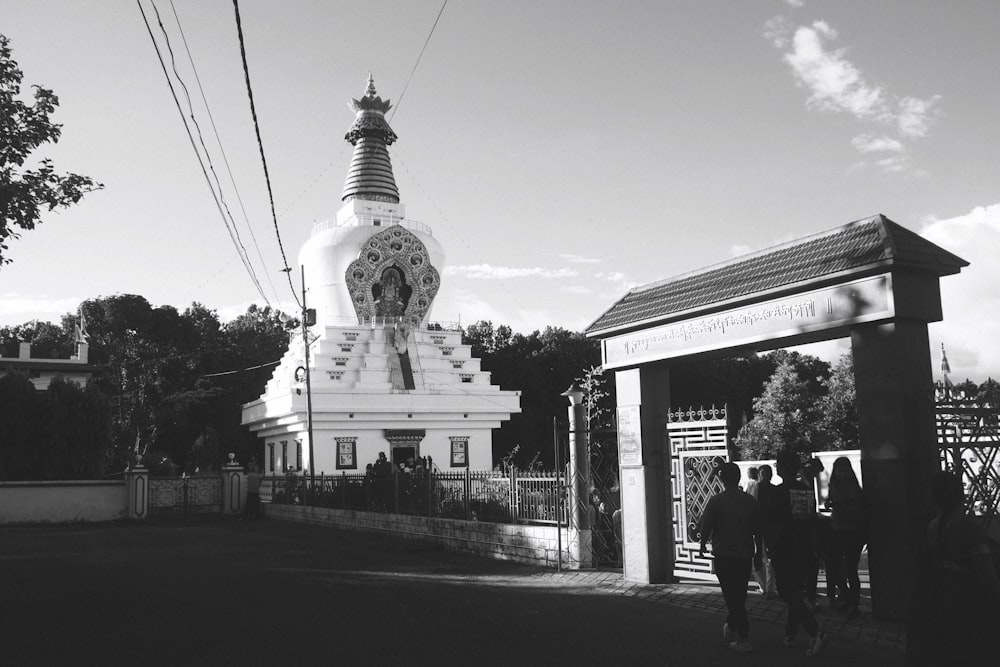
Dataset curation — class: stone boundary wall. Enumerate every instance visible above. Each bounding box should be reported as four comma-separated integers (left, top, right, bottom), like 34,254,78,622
0,481,127,524
265,503,571,568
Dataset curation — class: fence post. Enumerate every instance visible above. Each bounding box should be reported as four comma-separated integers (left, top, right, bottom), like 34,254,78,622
127,459,149,520
221,453,245,515
427,470,434,518
342,471,348,508
393,469,400,514
509,467,518,524
464,468,472,521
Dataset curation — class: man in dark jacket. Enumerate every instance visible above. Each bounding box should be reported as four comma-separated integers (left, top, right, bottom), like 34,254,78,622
769,450,826,657
699,462,764,652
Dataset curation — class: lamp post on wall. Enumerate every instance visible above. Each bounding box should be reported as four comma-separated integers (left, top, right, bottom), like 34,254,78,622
562,383,593,569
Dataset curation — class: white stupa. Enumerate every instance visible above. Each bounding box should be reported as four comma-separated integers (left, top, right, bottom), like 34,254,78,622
242,75,521,475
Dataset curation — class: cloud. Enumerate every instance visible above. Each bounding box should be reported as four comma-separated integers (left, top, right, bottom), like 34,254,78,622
851,134,903,153
559,253,603,264
596,271,642,292
784,0,806,7
768,18,941,174
784,21,887,119
430,284,562,334
0,294,83,326
922,203,1000,381
444,264,578,280
763,15,792,48
896,95,942,138
730,244,752,257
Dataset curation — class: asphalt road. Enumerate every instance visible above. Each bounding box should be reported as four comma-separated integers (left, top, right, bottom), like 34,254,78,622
1,518,904,666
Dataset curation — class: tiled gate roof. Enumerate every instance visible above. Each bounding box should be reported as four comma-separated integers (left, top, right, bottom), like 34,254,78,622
586,214,967,336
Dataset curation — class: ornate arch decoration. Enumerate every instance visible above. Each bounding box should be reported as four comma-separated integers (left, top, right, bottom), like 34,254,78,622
345,225,441,326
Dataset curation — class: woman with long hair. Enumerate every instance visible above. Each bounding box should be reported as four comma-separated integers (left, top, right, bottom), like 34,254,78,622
826,456,865,619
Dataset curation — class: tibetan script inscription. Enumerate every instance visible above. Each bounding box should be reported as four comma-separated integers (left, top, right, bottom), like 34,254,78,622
603,275,892,369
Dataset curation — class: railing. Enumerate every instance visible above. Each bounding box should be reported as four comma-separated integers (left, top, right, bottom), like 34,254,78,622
259,469,566,525
321,316,463,332
311,217,433,236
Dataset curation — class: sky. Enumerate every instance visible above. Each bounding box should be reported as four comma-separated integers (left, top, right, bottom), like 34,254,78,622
2,0,999,381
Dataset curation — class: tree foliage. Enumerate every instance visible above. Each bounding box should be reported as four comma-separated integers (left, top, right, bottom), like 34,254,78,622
0,319,74,358
2,297,291,478
0,372,110,481
734,351,856,460
463,322,609,469
816,353,858,450
0,34,102,265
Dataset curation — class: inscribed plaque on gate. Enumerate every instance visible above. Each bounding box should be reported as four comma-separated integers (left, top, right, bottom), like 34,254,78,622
617,405,643,466
603,275,893,369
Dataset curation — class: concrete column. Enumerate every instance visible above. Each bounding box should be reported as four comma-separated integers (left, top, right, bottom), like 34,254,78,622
615,363,673,584
222,454,246,516
126,464,149,520
850,319,939,621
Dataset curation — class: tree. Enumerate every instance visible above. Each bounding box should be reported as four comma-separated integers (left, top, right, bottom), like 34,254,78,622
817,353,858,450
1,34,102,265
977,378,1000,406
577,364,612,431
734,357,826,460
463,322,603,469
0,371,39,480
0,319,74,358
0,372,111,481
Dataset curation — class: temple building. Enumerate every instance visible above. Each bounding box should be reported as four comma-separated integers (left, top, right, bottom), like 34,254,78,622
241,76,521,475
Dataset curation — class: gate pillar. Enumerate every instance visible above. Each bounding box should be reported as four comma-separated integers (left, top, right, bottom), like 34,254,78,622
127,462,149,520
614,364,674,584
563,385,593,569
851,319,939,621
222,454,246,516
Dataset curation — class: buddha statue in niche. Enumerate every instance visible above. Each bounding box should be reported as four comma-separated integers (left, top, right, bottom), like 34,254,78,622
373,266,411,318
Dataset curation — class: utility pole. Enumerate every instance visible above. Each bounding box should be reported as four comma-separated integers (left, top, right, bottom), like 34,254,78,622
301,265,316,492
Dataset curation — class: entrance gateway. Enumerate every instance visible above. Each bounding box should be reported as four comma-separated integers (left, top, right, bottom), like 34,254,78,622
585,214,967,621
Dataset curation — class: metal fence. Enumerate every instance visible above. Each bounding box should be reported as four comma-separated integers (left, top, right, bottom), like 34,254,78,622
936,399,1000,523
259,469,567,525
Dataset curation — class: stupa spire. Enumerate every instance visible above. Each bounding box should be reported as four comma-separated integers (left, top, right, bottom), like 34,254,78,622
342,74,399,203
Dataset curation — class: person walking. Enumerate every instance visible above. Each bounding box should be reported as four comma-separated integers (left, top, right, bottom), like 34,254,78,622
744,466,760,498
826,456,866,619
699,462,764,653
755,464,779,598
907,471,1000,666
769,450,826,657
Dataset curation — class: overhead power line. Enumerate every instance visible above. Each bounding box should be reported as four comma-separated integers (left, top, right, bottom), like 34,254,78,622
232,0,301,309
389,0,448,123
137,0,271,307
168,0,281,306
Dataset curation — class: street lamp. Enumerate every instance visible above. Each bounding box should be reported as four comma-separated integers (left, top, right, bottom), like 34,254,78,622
561,383,584,407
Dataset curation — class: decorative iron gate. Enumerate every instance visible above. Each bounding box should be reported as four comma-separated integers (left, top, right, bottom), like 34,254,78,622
589,429,621,567
149,477,224,515
666,405,729,581
554,427,621,568
936,398,1000,522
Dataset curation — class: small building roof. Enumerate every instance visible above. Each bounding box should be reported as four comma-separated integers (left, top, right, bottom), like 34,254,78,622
586,214,968,336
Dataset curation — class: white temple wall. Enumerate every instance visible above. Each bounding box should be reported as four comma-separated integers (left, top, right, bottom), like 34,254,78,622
262,428,495,476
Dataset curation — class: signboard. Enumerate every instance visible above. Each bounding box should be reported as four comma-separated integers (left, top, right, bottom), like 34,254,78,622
617,405,643,466
603,275,893,369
